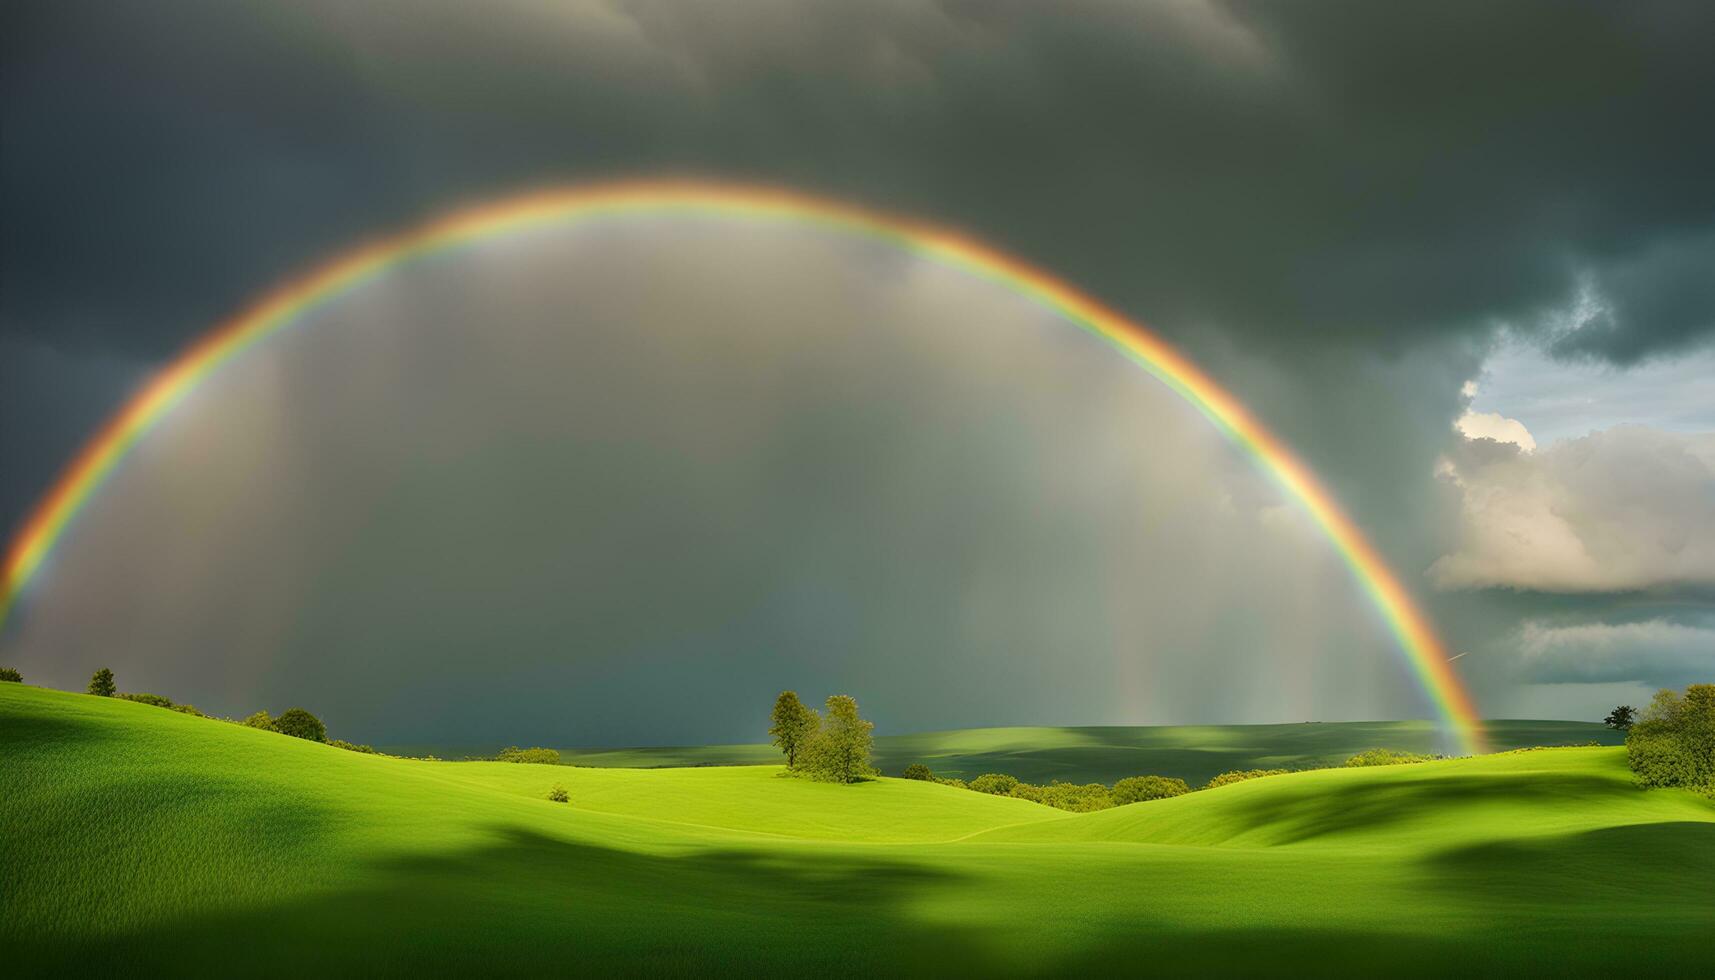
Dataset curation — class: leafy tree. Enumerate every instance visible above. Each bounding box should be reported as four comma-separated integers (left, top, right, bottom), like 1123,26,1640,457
0,666,21,683
87,668,116,697
271,707,327,742
901,763,935,781
1626,684,1715,797
768,691,818,769
1604,705,1637,731
800,694,874,784
242,710,274,729
1112,775,1191,804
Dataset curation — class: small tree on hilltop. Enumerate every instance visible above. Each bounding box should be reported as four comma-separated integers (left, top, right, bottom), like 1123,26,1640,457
769,690,818,769
0,666,22,683
802,694,874,784
1604,705,1636,731
901,763,934,781
88,668,116,697
272,707,327,742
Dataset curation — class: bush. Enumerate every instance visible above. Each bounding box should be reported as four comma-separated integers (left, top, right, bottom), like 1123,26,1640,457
271,707,327,742
331,739,377,754
1029,781,1115,812
1112,775,1191,804
242,710,274,729
547,784,570,803
497,746,562,765
119,692,175,709
1343,748,1436,768
968,773,1019,796
88,668,116,697
1204,768,1290,790
0,667,21,683
901,763,935,781
171,704,205,717
1627,684,1715,797
934,777,968,790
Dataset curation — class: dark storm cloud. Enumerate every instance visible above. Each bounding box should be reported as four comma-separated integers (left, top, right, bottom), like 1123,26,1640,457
4,1,1713,733
5,0,1713,362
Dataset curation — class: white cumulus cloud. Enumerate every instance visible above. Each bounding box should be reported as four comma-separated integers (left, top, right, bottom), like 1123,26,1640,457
1455,410,1537,451
1430,425,1715,592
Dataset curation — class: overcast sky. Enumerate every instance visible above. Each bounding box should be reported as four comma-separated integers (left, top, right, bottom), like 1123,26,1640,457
3,1,1712,745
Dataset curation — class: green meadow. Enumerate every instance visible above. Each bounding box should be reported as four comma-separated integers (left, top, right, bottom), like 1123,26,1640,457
4,682,1711,976
530,718,1623,786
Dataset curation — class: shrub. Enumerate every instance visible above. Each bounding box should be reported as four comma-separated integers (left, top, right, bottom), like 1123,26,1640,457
497,746,562,765
171,704,205,717
242,710,274,729
1204,768,1290,790
88,668,116,697
1113,775,1191,804
1031,781,1115,812
1627,684,1715,797
968,773,1020,796
1343,748,1436,768
331,739,377,754
271,707,327,742
547,784,570,803
901,763,935,781
934,777,968,790
0,667,21,683
119,692,175,709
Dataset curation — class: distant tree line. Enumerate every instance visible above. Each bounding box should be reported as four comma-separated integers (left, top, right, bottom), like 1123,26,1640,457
900,748,1447,812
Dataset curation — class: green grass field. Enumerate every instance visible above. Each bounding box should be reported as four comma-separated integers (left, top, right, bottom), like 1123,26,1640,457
395,718,1623,786
4,682,1710,976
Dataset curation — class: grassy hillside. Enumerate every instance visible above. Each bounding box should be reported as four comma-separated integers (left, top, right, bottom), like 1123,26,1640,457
398,718,1624,786
4,683,1709,976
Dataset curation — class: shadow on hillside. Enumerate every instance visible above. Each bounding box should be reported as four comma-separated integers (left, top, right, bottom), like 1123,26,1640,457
1212,771,1641,845
12,826,986,976
1426,820,1715,908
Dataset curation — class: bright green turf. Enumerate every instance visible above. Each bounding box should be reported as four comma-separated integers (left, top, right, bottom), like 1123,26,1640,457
4,683,1710,976
395,718,1624,786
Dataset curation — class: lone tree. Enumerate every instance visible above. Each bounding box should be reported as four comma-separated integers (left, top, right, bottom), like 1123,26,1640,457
1604,705,1637,731
802,694,874,784
769,691,818,768
272,707,327,742
0,666,21,683
88,668,116,697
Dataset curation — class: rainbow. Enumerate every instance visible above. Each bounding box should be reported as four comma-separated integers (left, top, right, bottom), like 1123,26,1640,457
0,179,1485,753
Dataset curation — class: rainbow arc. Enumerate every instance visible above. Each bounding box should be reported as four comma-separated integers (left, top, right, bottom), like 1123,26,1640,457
0,180,1485,753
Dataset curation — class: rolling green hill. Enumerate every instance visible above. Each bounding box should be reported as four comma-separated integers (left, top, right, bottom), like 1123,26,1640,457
4,683,1709,976
394,718,1623,786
